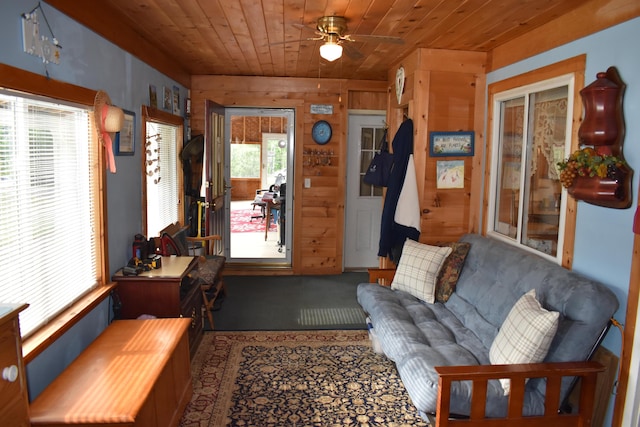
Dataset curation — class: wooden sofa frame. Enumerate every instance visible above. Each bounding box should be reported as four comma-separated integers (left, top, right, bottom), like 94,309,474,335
368,268,604,427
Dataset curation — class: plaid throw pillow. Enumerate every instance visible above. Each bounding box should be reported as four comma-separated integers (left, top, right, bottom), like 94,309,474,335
391,240,452,304
489,289,559,395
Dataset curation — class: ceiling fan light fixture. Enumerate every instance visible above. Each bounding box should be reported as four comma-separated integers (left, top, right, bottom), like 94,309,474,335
320,41,343,62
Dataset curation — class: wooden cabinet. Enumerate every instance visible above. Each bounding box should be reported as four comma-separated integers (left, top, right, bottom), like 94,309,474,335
30,319,192,427
0,303,29,427
112,256,203,356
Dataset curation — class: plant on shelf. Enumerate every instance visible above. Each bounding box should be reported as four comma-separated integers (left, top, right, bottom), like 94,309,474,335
557,147,627,189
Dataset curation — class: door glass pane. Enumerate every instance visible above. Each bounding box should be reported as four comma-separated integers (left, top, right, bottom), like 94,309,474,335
494,97,524,239
359,126,384,197
522,86,567,256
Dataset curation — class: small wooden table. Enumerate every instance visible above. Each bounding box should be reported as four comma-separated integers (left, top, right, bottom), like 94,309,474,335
112,256,203,355
30,318,192,427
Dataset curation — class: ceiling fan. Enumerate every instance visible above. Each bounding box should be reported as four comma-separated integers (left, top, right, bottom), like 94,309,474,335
288,16,404,62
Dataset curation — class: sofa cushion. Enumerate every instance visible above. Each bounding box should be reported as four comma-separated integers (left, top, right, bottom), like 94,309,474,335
391,240,452,304
357,282,506,416
490,289,559,395
435,242,471,303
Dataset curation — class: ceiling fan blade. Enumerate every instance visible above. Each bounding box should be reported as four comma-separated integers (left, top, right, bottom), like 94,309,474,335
343,43,364,60
292,23,322,35
270,37,322,46
347,34,405,44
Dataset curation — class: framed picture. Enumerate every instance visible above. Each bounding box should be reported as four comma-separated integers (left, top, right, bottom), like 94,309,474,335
115,110,135,155
148,85,157,108
436,160,465,189
163,86,172,110
172,85,180,115
429,131,474,157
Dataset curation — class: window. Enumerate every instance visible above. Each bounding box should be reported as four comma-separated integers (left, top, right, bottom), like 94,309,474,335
230,143,261,179
488,74,575,261
0,89,102,337
142,108,183,237
360,126,385,197
262,133,287,188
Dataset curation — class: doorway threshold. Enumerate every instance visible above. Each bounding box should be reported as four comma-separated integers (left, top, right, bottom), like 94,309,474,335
225,263,293,276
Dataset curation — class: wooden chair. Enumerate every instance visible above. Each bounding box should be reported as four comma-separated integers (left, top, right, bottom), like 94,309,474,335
158,223,226,329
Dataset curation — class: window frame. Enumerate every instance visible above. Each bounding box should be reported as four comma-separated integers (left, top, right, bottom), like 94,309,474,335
484,56,586,269
0,63,112,363
141,106,184,237
487,75,574,262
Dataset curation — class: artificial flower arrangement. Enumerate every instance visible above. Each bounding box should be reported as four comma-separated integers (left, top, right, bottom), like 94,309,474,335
557,147,627,189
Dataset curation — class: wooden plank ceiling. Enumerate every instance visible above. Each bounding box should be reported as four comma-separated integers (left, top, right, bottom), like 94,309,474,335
49,0,587,82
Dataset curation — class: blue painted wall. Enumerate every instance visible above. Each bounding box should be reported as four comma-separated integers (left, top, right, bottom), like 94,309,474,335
487,17,640,424
0,0,187,399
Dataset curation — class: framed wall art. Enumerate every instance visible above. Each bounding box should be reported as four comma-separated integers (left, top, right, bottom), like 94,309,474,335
115,110,135,155
436,160,465,189
429,131,474,157
163,86,172,110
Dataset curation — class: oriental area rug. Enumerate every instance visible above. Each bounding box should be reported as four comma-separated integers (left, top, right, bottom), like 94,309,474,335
179,330,429,427
230,208,273,233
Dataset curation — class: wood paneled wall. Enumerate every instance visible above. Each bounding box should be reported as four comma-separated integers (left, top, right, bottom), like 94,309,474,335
386,49,487,251
191,76,386,274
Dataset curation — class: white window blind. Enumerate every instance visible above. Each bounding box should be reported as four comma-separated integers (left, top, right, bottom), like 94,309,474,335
146,122,179,237
0,90,97,336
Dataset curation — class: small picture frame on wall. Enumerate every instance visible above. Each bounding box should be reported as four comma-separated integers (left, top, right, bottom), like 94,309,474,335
163,86,172,110
429,131,474,157
172,85,180,115
436,160,465,189
115,110,135,155
148,85,157,108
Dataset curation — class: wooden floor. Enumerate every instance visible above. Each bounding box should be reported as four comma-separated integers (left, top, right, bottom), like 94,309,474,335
230,201,284,259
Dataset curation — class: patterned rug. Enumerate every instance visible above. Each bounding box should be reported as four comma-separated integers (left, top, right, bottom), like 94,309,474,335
179,330,429,426
230,208,276,233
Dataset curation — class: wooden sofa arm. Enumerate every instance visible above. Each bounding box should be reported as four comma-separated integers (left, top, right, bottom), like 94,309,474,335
433,361,604,427
368,268,396,286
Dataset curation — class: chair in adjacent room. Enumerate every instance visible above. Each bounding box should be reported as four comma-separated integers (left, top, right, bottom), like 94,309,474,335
157,222,226,329
250,189,269,222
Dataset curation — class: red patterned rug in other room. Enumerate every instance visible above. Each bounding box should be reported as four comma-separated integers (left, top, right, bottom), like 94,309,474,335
230,208,275,233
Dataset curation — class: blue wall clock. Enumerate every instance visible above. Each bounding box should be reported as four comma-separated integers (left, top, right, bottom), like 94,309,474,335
312,120,332,145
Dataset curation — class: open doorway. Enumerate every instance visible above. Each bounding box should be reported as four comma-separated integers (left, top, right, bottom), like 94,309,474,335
224,108,294,265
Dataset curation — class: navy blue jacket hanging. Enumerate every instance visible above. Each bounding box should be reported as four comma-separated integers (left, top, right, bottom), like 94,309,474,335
378,118,420,261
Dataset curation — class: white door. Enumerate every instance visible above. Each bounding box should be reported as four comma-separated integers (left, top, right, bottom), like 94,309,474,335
344,113,386,269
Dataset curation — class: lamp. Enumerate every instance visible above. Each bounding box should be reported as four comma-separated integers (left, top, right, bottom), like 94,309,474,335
319,35,343,62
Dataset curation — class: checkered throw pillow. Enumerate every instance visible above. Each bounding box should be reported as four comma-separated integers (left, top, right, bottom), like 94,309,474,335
489,289,559,395
391,239,452,304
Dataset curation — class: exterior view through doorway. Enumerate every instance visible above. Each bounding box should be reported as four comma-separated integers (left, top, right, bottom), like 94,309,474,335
224,108,294,266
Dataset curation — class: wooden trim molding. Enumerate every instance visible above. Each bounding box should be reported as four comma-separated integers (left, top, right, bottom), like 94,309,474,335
22,284,116,363
0,63,96,105
613,221,640,425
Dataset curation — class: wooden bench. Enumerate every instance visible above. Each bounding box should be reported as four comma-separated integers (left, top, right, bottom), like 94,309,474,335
30,318,192,427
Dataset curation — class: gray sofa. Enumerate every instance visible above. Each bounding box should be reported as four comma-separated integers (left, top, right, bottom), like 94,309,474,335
357,233,618,419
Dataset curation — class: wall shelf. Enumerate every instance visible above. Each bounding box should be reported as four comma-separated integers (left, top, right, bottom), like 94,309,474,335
566,66,633,208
